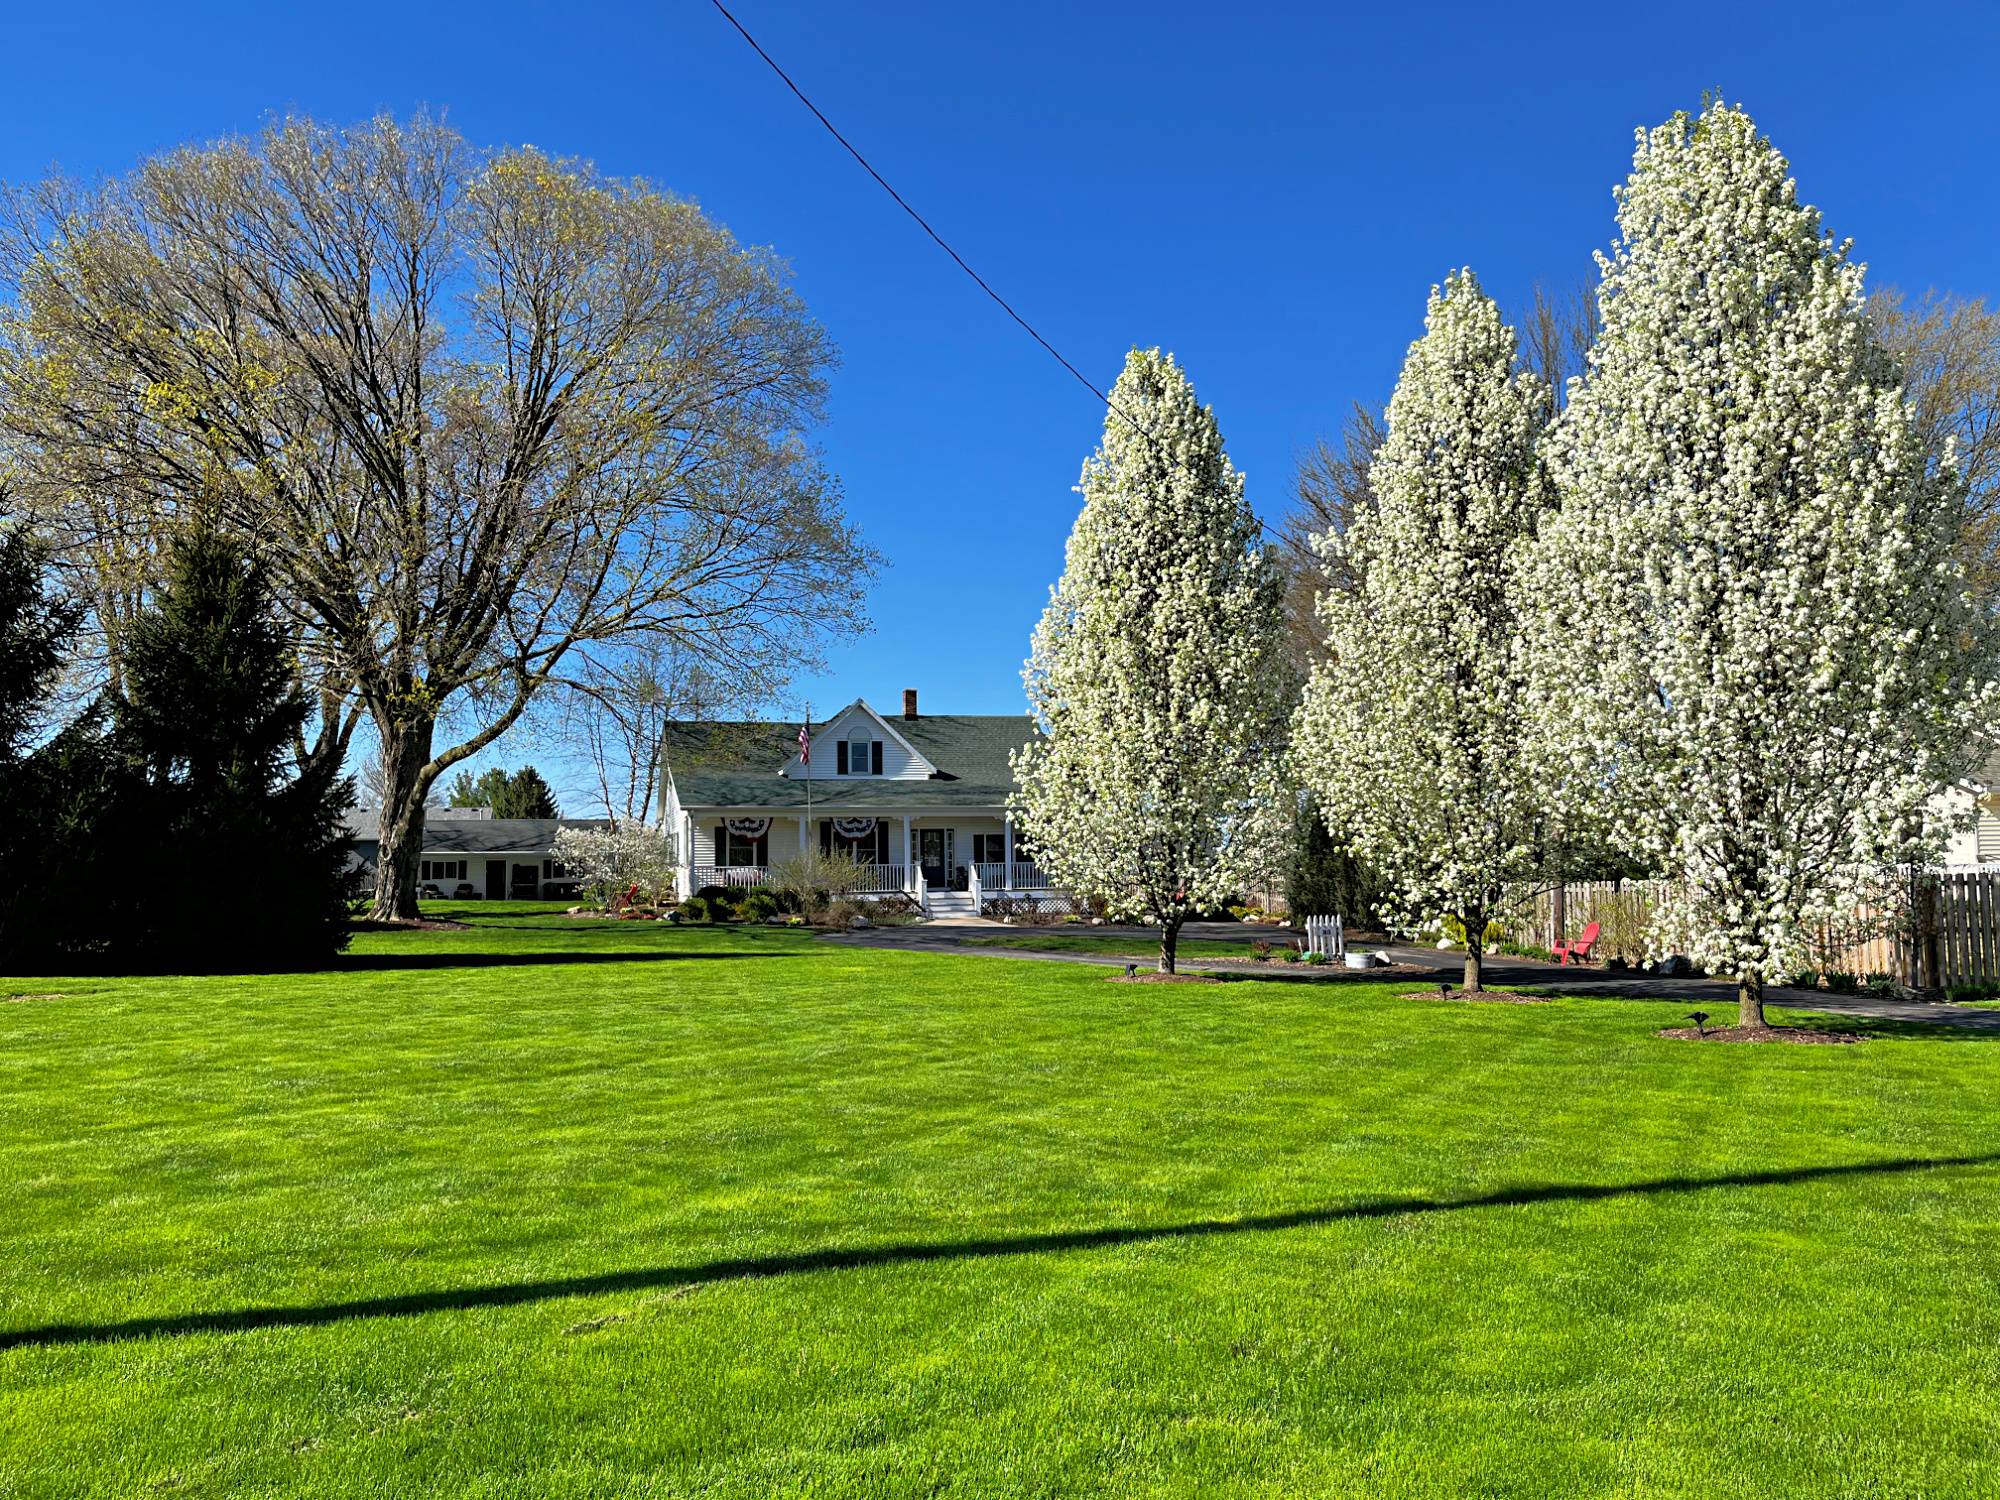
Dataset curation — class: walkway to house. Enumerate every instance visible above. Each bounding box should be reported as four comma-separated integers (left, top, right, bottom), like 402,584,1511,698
824,924,2000,1033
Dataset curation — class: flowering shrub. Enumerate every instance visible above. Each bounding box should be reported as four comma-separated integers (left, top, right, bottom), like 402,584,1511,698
552,822,678,909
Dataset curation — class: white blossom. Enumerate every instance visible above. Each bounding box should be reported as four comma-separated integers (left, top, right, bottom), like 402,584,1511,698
1529,101,2000,1024
1012,349,1289,972
551,821,680,908
1292,270,1555,991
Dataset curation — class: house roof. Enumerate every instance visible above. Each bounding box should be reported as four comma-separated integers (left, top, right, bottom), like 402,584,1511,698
664,712,1040,809
343,810,610,855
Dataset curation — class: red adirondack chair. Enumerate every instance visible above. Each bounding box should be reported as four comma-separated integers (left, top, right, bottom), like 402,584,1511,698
1552,921,1601,966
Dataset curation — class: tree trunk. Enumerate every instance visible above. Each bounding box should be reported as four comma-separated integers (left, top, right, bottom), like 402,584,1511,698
370,713,438,921
1159,918,1181,975
1738,972,1768,1032
1461,907,1485,994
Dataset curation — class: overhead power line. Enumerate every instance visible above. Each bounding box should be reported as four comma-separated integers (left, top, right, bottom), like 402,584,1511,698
708,0,1129,418
708,0,1285,546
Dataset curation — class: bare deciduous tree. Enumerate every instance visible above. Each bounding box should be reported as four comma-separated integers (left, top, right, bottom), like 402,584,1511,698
0,114,875,917
1870,288,2000,597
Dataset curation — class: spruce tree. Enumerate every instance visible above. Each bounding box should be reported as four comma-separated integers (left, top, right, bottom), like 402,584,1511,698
117,529,354,966
0,524,94,968
1012,349,1288,973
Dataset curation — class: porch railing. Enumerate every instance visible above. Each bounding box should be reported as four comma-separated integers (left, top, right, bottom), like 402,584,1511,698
692,864,776,889
973,861,1058,892
692,863,913,896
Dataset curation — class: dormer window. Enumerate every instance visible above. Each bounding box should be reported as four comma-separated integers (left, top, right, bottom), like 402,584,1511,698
838,733,882,776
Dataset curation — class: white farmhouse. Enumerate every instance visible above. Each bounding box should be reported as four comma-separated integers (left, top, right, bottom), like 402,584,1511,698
659,690,1057,918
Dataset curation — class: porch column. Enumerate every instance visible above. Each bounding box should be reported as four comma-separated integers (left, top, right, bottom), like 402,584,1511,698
902,815,913,891
680,811,696,898
1003,813,1015,890
798,813,809,858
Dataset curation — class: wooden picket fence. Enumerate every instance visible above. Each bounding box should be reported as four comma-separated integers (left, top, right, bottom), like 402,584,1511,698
1513,868,2000,989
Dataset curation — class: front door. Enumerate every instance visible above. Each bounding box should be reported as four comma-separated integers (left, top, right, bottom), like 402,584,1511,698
511,862,539,897
485,859,506,899
918,829,952,888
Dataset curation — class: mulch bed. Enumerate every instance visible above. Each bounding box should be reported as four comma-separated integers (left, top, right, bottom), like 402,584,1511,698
1399,988,1549,1004
1656,1025,1864,1045
348,916,471,933
1199,957,1426,977
1106,971,1222,985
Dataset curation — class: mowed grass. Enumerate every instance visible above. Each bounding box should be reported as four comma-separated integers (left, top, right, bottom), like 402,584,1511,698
957,932,1268,958
4,905,2000,1497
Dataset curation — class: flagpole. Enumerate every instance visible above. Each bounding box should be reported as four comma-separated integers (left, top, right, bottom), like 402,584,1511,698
804,701,813,854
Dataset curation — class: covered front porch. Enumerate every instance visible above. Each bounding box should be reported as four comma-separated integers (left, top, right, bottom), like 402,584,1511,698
677,806,1060,914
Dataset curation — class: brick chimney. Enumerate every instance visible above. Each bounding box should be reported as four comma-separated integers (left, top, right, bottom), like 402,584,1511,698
902,688,918,720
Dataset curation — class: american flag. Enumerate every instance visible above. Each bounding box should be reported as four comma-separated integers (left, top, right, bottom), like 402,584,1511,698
797,720,811,766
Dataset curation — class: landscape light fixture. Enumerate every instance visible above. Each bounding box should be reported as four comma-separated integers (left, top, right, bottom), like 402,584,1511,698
1438,982,1451,1000
1688,1010,1710,1038
1124,963,1137,979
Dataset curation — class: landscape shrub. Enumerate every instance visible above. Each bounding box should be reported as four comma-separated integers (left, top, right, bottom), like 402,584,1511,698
742,892,779,921
680,895,715,924
822,897,863,928
1824,971,1859,994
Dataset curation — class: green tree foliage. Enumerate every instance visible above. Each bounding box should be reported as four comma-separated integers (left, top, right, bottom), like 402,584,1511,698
113,530,356,967
446,765,560,819
1283,798,1388,932
0,524,101,968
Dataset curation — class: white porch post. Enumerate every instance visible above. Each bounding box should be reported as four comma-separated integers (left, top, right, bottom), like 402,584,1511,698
680,811,696,898
798,813,809,858
1003,812,1015,891
902,815,913,891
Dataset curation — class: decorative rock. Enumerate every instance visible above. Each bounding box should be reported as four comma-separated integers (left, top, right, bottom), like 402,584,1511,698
1657,954,1692,978
849,916,873,931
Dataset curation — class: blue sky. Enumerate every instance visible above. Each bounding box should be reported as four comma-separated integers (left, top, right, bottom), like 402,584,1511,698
6,1,1999,798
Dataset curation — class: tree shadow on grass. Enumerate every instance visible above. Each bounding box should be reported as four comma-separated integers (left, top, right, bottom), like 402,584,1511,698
334,950,799,972
6,1152,1994,1352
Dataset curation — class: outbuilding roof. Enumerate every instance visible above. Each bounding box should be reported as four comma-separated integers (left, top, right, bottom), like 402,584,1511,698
343,810,611,855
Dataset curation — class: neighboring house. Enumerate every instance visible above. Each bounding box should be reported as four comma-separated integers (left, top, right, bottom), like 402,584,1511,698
1942,749,2000,866
659,690,1058,916
345,808,611,898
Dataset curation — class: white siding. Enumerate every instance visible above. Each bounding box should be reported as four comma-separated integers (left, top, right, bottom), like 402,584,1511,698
782,701,933,782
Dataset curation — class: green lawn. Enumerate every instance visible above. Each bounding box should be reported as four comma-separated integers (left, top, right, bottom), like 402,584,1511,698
958,932,1274,958
4,903,1999,1497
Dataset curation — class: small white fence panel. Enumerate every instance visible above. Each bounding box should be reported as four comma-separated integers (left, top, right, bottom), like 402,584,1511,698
1303,914,1344,960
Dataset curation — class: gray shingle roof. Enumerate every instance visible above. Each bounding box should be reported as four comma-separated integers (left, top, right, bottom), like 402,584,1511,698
342,811,610,854
664,713,1040,809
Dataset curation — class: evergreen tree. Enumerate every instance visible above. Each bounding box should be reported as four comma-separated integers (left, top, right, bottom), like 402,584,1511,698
1294,272,1555,992
1012,349,1289,973
1283,796,1388,933
1533,101,2000,1027
445,764,559,818
499,766,559,819
0,524,99,969
116,529,355,966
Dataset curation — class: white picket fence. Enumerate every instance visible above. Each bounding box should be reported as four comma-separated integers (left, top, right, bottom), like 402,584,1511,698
1302,914,1345,960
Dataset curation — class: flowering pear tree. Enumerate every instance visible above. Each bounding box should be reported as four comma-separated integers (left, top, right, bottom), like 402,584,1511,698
1293,272,1553,993
1532,101,2000,1029
551,822,679,909
1012,349,1288,973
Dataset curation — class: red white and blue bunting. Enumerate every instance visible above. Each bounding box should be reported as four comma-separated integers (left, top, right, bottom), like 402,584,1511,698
832,816,878,840
725,817,771,839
